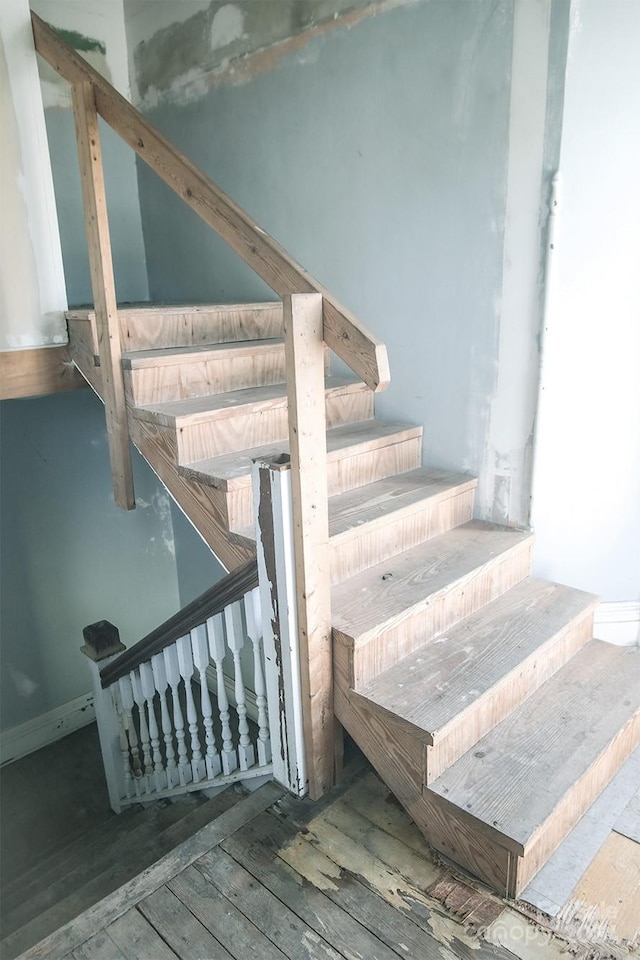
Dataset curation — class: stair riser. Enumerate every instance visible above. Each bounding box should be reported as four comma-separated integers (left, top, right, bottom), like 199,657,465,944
327,436,423,497
424,606,596,784
329,488,476,585
335,540,534,689
220,433,425,534
117,304,284,352
174,389,373,463
124,348,289,406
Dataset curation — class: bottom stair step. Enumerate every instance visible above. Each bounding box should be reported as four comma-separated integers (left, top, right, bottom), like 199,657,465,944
357,577,598,783
426,640,640,897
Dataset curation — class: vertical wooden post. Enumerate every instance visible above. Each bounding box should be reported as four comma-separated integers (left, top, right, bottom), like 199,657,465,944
283,293,333,799
71,80,134,509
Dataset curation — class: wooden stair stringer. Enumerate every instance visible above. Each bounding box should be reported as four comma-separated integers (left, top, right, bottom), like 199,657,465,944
128,416,254,571
334,681,519,896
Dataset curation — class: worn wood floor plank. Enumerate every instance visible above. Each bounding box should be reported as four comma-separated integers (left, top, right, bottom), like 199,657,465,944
341,772,430,856
71,930,127,960
559,832,640,945
220,814,401,960
107,909,179,960
137,885,233,960
195,847,343,960
274,797,515,959
168,865,287,960
15,782,283,960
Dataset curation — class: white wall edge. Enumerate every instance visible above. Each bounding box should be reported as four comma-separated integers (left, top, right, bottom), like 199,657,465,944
593,601,640,647
0,692,95,766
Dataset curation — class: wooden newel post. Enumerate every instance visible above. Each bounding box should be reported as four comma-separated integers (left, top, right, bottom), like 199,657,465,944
81,620,127,813
282,293,334,800
71,80,135,510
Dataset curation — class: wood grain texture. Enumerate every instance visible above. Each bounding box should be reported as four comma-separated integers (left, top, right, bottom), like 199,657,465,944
137,886,233,960
219,815,403,960
431,642,640,858
33,15,390,392
180,420,421,493
284,294,334,800
168,866,288,960
105,910,179,960
71,80,133,510
0,346,86,400
333,523,534,686
328,468,476,584
67,319,103,397
123,339,289,406
196,848,345,960
358,578,597,782
15,783,284,960
71,929,127,960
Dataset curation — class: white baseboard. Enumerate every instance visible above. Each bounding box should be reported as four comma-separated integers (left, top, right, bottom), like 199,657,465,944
0,692,95,766
594,601,640,647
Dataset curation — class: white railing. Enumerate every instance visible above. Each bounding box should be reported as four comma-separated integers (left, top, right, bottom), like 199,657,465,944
83,584,273,812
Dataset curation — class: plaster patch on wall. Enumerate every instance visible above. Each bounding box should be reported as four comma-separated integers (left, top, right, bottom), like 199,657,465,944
137,490,176,557
132,0,418,109
210,5,244,52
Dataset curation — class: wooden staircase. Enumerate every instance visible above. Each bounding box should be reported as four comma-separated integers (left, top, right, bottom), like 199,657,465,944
67,301,640,901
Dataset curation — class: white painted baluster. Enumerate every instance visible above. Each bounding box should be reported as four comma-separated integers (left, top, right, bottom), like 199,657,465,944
176,635,206,782
225,601,255,771
191,625,221,780
130,669,152,794
110,685,134,799
207,613,237,775
152,652,179,788
244,588,272,766
118,674,144,794
163,645,192,786
139,661,167,792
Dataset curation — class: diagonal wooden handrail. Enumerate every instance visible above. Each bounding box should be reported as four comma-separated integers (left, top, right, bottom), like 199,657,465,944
31,13,390,394
99,559,258,688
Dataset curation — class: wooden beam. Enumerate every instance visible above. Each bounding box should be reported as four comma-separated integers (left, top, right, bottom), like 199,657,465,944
0,346,86,400
284,293,334,799
71,80,134,510
31,13,390,394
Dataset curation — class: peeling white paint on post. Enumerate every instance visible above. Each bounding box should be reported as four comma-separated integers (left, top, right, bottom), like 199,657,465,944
253,456,307,797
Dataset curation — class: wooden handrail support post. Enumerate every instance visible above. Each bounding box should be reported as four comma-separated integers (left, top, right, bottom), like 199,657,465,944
71,80,134,510
284,293,333,799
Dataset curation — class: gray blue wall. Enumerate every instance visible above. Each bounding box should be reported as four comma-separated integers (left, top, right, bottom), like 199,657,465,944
134,0,515,513
0,390,181,731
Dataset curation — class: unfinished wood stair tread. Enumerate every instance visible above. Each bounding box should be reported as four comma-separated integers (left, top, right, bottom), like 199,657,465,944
430,639,640,855
133,374,366,427
121,337,285,368
358,577,598,738
328,467,476,540
332,520,534,649
180,419,422,490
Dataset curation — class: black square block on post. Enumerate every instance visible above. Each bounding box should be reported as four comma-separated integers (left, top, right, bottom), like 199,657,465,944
81,620,126,662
